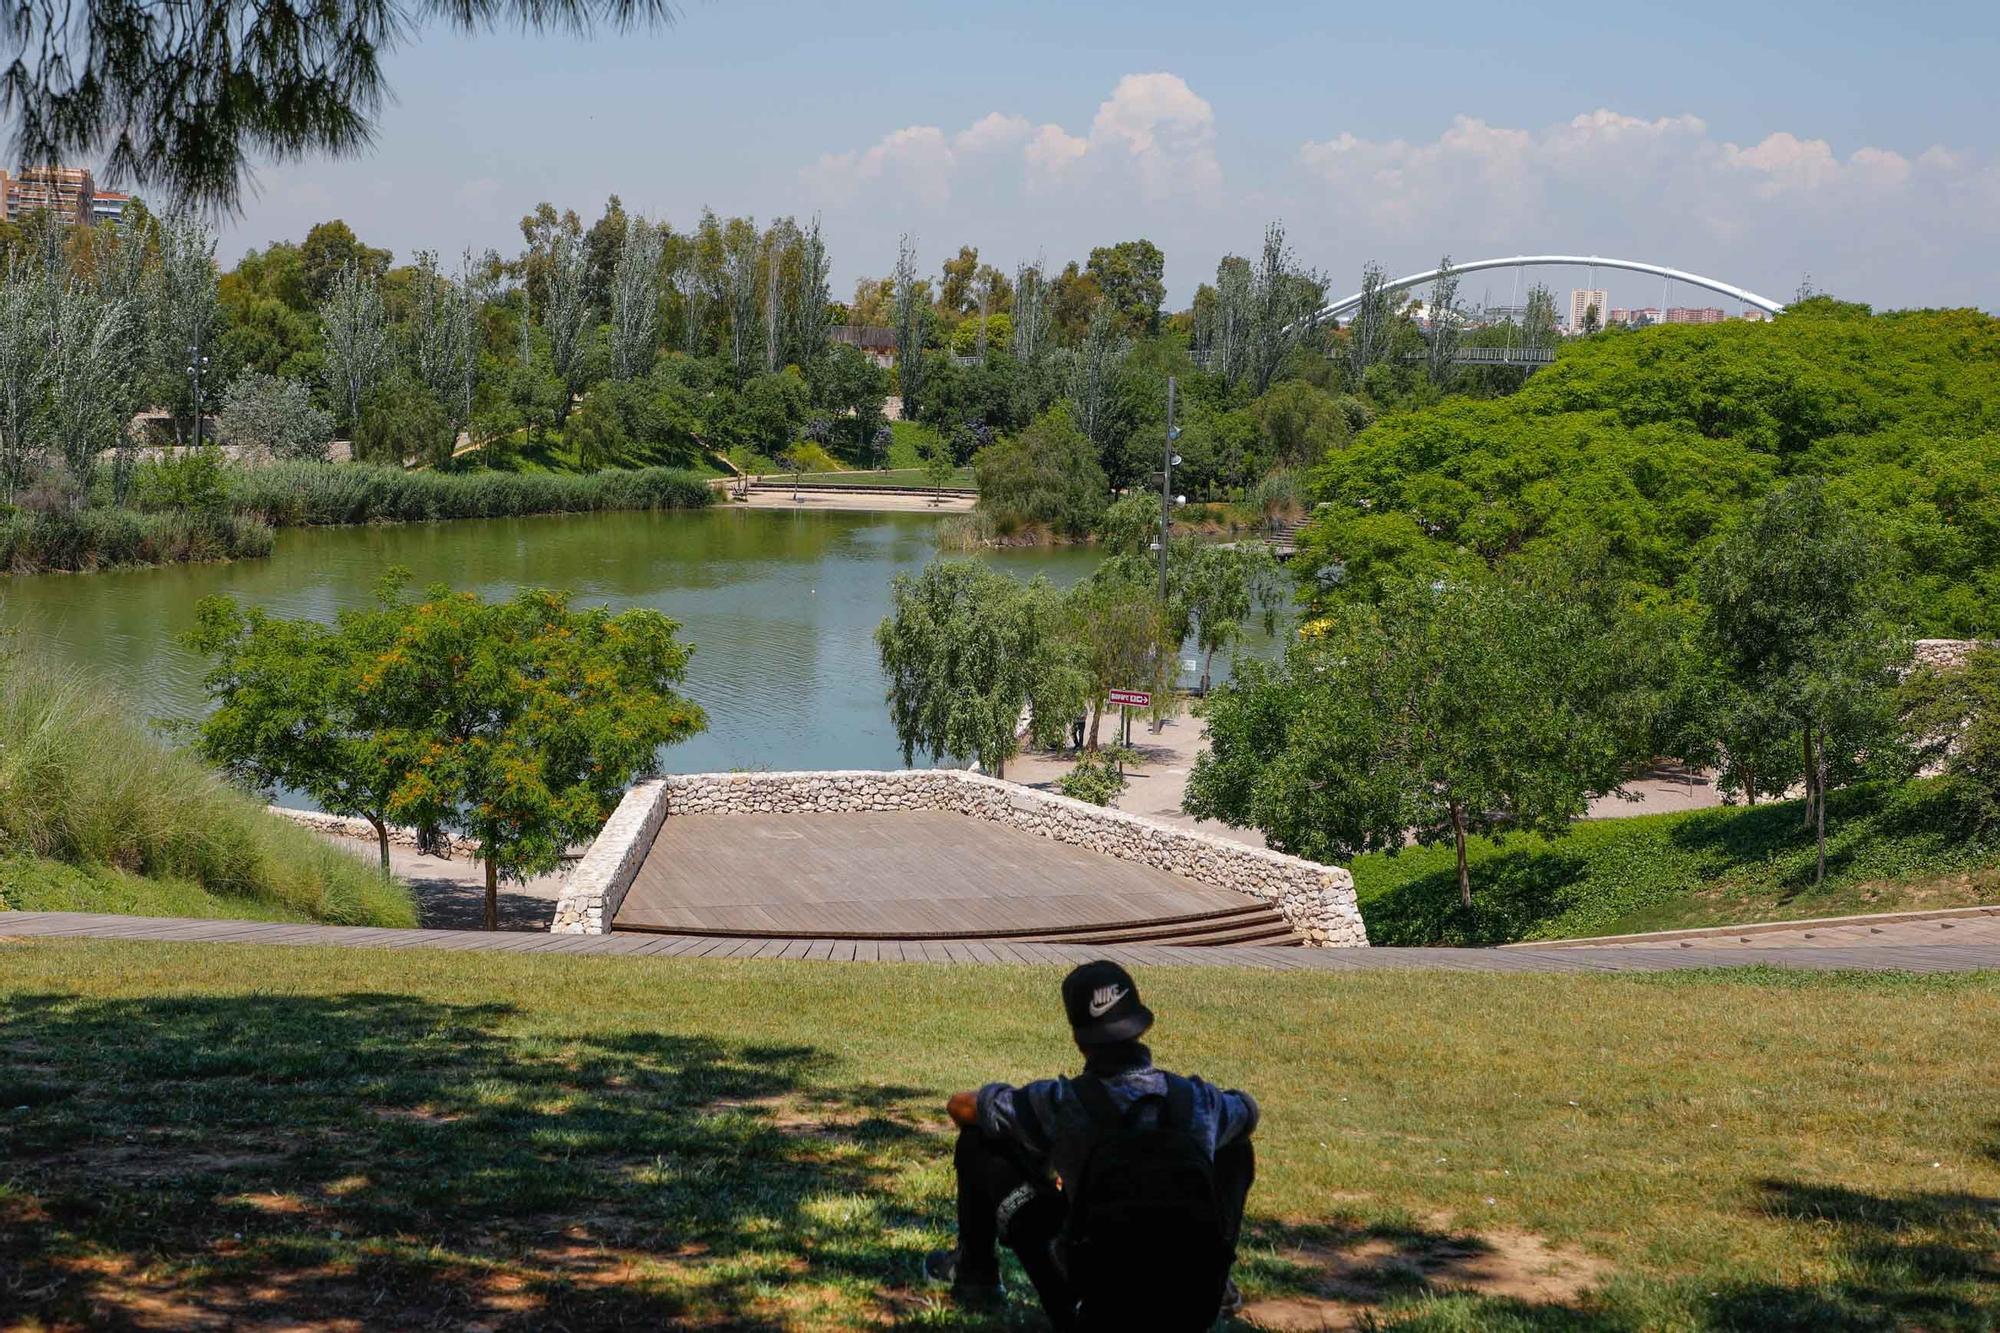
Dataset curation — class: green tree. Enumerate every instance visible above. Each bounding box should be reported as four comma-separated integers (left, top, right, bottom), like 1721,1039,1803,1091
1902,646,2000,834
1695,478,1911,884
300,220,391,303
1065,569,1175,749
1086,239,1166,337
184,596,407,874
217,371,334,460
921,429,955,505
1186,577,1640,908
349,580,705,928
972,402,1107,537
876,561,1062,778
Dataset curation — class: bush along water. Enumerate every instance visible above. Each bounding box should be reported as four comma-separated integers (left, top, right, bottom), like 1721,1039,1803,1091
226,462,714,527
0,504,273,574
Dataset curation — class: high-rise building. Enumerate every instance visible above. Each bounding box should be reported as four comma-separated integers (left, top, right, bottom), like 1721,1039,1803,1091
6,165,95,225
1607,307,1634,327
1568,288,1610,331
1664,306,1726,325
89,190,130,224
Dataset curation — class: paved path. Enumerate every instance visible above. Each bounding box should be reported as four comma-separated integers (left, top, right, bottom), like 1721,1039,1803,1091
728,489,976,513
4,912,1997,973
1522,903,2000,951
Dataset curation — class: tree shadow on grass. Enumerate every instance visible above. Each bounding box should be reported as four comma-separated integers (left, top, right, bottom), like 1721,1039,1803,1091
1359,847,1593,947
0,991,942,1329
1693,1176,2000,1332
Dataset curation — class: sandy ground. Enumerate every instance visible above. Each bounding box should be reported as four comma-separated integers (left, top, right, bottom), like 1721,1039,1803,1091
314,834,571,931
726,488,975,513
1008,707,1737,852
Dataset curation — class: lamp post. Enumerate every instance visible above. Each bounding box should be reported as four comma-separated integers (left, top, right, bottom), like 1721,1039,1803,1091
186,350,209,449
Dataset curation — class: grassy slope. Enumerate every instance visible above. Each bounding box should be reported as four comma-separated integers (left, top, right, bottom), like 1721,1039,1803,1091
0,663,416,929
0,945,1994,1330
778,468,976,489
1352,779,1999,946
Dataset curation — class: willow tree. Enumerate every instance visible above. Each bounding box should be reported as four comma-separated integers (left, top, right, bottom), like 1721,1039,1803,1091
319,261,392,432
609,216,664,380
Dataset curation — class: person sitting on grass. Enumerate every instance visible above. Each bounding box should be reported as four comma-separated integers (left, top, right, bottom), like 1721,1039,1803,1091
925,960,1258,1330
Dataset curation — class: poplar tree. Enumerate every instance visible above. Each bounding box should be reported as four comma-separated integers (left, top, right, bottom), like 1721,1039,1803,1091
319,261,392,432
1425,254,1461,388
1010,261,1051,364
410,250,480,461
787,215,833,368
1347,261,1393,381
891,234,928,417
541,227,591,422
609,217,664,380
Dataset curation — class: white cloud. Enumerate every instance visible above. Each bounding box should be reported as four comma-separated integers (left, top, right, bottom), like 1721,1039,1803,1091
1293,110,1996,305
801,72,1219,211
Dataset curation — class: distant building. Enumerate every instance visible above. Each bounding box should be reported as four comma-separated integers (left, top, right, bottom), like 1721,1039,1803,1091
1607,307,1633,326
830,324,897,369
1568,288,1610,331
5,165,95,224
1631,307,1661,325
1739,308,1769,322
1664,306,1727,324
90,190,131,224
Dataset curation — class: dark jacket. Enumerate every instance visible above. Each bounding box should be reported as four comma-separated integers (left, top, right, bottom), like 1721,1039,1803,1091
974,1042,1258,1187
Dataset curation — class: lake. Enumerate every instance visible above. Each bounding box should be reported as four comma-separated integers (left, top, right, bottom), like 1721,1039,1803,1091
1,507,1281,783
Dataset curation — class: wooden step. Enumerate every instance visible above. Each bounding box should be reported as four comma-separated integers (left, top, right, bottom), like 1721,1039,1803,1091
612,899,1301,945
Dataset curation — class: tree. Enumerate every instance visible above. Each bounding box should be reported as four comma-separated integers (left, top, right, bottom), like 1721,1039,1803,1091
1186,577,1640,909
609,216,663,379
43,280,132,488
409,249,480,463
185,595,408,874
541,225,591,423
353,380,447,466
1070,303,1127,451
1175,541,1280,694
921,429,955,504
148,214,219,443
1425,254,1460,388
1695,478,1910,885
6,0,683,211
891,235,928,418
972,402,1107,537
1347,261,1394,380
0,263,48,497
318,261,392,433
1086,239,1166,336
876,561,1062,778
1064,569,1175,750
1522,283,1560,354
1011,262,1052,364
1241,221,1326,394
786,215,833,369
218,371,334,460
349,580,704,928
1902,646,2000,834
300,220,390,303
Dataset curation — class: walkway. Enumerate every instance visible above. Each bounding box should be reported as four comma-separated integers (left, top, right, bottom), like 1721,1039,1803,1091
615,810,1287,942
4,912,1997,972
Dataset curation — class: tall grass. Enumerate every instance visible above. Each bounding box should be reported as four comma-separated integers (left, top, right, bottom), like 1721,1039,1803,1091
229,461,713,527
0,507,273,574
0,660,415,926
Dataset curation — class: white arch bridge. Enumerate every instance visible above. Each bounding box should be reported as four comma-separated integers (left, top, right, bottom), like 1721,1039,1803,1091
1316,253,1787,323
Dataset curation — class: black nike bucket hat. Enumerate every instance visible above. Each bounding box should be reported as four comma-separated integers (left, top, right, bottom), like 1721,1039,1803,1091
1061,960,1154,1044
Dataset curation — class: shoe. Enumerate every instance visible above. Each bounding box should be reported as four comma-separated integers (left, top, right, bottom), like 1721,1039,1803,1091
923,1248,1005,1306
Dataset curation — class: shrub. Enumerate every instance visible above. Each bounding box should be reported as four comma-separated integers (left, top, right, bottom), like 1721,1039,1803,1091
1057,750,1129,805
226,462,713,526
218,372,336,461
972,402,1108,538
0,506,272,573
0,659,414,925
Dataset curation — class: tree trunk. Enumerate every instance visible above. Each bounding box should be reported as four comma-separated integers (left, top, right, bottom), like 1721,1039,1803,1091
1743,763,1757,806
483,856,499,932
1814,728,1828,889
1802,728,1817,831
1201,646,1216,696
1087,700,1103,751
1451,801,1471,910
365,814,391,876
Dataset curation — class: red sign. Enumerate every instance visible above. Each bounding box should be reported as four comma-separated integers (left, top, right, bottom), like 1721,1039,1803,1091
1108,689,1152,708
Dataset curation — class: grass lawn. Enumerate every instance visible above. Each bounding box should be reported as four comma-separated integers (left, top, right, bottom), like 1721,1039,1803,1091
1352,779,2000,946
1,942,1995,1329
448,432,716,478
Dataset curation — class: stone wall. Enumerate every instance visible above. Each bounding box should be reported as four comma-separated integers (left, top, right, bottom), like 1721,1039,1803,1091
555,769,1368,946
1914,639,1983,671
266,806,481,857
550,780,671,934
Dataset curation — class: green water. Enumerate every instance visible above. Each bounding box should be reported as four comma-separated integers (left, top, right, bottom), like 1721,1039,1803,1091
1,508,1141,779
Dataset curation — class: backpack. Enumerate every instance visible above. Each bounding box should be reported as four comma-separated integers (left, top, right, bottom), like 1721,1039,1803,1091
1060,1073,1231,1331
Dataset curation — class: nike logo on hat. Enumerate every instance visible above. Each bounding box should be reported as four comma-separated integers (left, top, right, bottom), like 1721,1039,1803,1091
1087,985,1129,1018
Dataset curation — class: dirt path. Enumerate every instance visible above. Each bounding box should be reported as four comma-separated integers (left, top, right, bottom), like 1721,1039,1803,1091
312,834,570,931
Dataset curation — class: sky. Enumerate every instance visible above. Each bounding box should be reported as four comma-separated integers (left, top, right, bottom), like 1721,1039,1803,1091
217,0,2000,313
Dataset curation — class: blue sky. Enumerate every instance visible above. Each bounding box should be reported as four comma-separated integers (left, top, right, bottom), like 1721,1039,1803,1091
222,0,2000,310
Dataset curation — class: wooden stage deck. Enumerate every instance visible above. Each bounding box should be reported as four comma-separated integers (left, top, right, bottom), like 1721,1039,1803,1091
614,810,1267,940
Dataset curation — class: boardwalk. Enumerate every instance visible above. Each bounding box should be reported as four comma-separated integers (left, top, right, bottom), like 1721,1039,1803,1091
4,911,1998,972
615,810,1288,942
